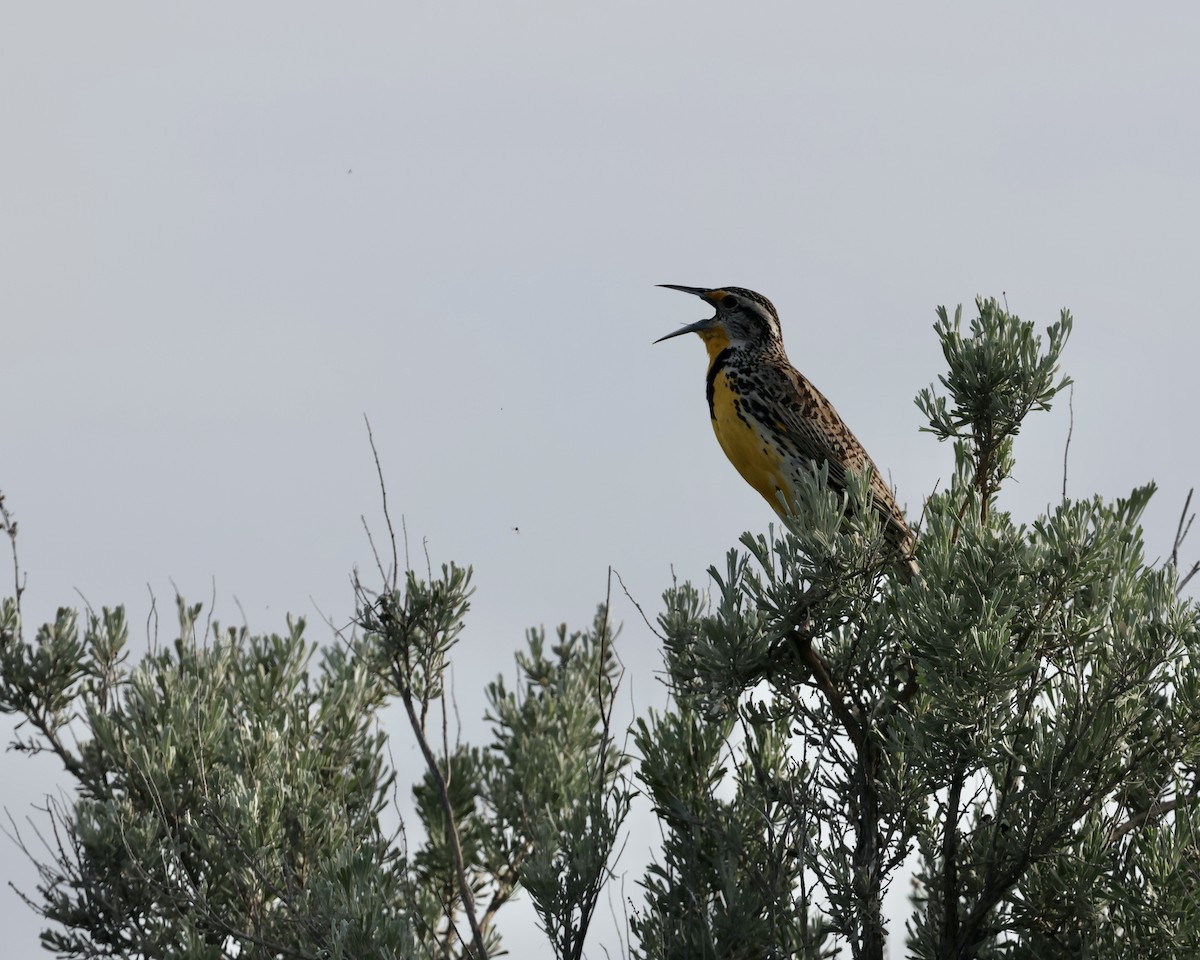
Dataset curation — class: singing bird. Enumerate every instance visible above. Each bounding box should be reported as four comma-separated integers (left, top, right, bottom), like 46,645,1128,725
657,285,918,579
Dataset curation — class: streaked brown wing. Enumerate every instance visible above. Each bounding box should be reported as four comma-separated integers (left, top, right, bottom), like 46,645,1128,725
756,359,912,547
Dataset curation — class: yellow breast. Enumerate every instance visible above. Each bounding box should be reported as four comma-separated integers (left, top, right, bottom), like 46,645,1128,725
702,334,789,516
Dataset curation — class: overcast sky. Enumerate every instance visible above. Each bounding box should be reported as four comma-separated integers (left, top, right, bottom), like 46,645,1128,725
4,3,1199,957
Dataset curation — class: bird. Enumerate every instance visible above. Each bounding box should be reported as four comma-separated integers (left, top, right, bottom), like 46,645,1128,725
656,284,918,579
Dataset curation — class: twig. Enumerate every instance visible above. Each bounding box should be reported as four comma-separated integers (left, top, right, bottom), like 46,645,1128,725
0,492,23,628
361,518,388,587
233,593,250,634
145,584,160,655
1179,562,1200,594
1171,488,1194,570
1061,384,1074,499
204,574,218,640
364,414,400,589
1169,489,1200,592
611,567,665,642
597,567,615,735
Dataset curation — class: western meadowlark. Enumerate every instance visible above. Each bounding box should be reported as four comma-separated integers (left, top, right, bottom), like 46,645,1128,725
657,284,918,579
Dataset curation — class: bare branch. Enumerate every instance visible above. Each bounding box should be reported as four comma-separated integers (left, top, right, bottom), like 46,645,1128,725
1108,780,1200,844
399,687,488,959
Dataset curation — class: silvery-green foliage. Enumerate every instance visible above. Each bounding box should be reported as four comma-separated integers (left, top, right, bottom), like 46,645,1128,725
1,596,415,959
485,609,631,960
2,556,631,960
632,299,1200,960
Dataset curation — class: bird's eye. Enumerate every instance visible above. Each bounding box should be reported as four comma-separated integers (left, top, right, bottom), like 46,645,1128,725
723,295,739,309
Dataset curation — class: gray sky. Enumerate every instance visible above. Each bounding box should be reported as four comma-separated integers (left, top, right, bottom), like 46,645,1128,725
3,3,1199,957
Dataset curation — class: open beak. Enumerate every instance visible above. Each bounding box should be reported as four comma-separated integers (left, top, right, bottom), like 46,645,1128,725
655,284,719,343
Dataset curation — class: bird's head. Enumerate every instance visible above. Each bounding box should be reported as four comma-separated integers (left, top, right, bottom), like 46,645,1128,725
655,285,783,355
